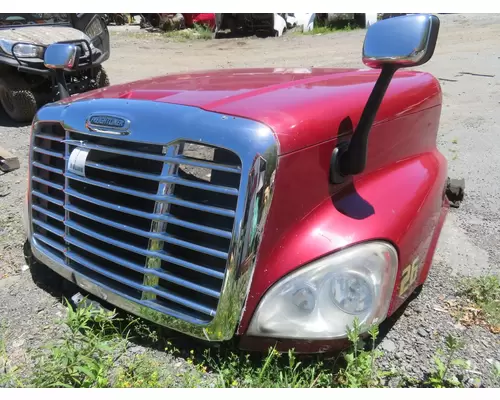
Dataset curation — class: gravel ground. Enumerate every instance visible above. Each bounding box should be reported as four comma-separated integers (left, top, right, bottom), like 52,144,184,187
0,13,499,386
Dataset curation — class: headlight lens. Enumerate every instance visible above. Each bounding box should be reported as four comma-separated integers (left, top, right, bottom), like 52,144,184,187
12,43,45,58
0,40,44,58
247,241,398,339
0,39,13,55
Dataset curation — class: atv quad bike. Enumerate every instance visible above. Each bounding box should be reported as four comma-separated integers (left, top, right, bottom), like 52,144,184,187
23,14,465,353
0,13,110,123
101,14,128,26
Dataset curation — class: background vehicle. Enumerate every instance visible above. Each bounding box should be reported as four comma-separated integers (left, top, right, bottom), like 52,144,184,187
0,13,110,122
214,13,289,37
101,14,128,26
315,13,379,28
24,15,461,353
183,13,216,30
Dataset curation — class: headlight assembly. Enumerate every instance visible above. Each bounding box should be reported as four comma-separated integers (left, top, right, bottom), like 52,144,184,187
247,241,398,339
0,40,44,58
12,43,45,58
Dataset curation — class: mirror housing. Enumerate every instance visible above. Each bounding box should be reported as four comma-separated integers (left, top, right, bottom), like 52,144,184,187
362,14,440,68
331,14,440,183
44,43,82,100
44,43,80,70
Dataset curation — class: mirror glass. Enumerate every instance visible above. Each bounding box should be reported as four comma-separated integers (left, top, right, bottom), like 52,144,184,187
362,14,440,69
44,43,79,70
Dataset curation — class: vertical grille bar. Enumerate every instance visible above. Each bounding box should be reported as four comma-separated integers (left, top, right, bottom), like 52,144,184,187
142,143,182,300
63,130,70,264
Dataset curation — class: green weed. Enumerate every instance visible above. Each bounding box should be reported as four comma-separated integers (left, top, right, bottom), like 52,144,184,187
0,325,24,388
29,299,132,388
457,275,500,332
114,353,173,387
300,19,359,35
425,334,468,388
112,23,213,42
493,361,500,383
163,24,213,41
202,347,330,388
0,296,493,388
334,318,386,387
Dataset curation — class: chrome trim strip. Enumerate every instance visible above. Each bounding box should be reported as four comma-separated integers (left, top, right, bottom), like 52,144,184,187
64,251,216,316
64,235,221,298
32,204,65,222
33,233,66,253
27,99,279,341
32,175,64,191
32,190,64,206
65,204,229,259
65,223,225,279
61,141,242,173
32,218,64,237
65,188,232,239
84,161,240,196
66,171,239,212
32,161,64,175
33,146,64,158
31,241,214,324
34,133,64,141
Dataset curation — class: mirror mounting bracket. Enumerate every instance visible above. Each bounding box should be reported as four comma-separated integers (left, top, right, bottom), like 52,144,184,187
54,69,70,100
330,64,397,183
330,141,349,184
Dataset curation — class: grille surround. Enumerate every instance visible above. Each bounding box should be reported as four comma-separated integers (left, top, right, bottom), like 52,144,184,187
27,99,278,341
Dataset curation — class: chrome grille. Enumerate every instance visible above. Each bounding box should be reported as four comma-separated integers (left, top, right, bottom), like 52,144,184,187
30,122,242,323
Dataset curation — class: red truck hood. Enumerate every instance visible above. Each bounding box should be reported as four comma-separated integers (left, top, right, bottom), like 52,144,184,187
69,67,441,154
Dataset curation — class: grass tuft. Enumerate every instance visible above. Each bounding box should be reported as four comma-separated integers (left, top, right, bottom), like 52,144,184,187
0,294,492,388
457,275,500,333
300,20,360,36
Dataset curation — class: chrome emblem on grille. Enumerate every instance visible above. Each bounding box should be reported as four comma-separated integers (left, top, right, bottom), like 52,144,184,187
86,114,131,135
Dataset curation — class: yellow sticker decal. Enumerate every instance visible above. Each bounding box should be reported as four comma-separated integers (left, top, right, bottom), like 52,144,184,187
399,256,420,296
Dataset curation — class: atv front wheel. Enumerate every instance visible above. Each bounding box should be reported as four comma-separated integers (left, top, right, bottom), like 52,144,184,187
93,67,110,89
115,14,126,26
0,75,38,122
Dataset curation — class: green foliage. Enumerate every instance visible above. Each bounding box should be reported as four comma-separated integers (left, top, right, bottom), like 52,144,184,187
425,334,468,388
460,276,500,304
163,23,213,41
493,361,500,383
204,347,330,388
300,17,360,36
0,326,23,388
334,318,386,387
458,275,500,329
301,22,357,36
29,300,131,388
114,353,173,388
0,297,495,388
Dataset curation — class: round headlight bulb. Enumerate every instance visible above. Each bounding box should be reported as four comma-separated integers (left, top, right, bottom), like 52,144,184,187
330,273,373,315
291,286,316,314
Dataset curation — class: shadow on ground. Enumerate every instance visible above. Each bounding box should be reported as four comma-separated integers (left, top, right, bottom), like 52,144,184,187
0,108,30,128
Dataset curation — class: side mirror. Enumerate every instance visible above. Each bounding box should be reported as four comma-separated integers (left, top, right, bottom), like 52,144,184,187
331,14,440,183
44,43,81,100
44,43,80,70
362,14,440,68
